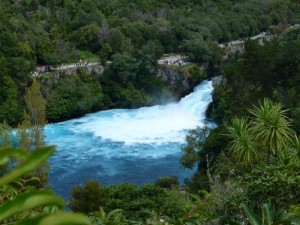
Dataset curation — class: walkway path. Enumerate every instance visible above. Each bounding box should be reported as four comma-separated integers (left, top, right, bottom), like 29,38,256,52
55,61,99,70
218,31,271,48
33,61,101,76
157,54,188,66
33,25,298,76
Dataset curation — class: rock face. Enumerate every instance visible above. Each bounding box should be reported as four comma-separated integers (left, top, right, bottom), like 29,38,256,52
38,65,104,97
60,65,104,76
39,73,61,97
157,66,190,92
211,75,225,88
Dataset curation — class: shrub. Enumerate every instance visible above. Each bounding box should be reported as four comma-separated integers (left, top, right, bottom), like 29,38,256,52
70,180,108,214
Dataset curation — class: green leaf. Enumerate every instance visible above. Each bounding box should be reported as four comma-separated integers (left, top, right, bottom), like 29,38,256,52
262,203,273,225
26,176,41,183
0,146,55,186
0,190,64,222
0,148,29,165
0,157,9,166
241,203,261,225
15,212,92,225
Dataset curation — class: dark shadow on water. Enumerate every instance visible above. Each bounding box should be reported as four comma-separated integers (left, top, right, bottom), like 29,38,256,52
48,153,194,200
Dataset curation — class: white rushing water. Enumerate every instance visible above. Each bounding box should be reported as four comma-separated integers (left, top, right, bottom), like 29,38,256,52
45,80,213,199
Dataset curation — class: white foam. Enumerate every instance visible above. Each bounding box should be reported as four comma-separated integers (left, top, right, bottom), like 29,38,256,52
65,80,213,145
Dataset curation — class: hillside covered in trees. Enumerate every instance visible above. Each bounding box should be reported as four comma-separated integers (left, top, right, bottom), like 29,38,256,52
0,0,300,224
1,0,300,124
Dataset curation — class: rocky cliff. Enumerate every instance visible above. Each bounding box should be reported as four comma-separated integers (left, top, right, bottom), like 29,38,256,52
38,65,104,97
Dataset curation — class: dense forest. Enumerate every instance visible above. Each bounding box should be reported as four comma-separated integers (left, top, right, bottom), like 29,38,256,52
1,0,300,224
1,0,300,124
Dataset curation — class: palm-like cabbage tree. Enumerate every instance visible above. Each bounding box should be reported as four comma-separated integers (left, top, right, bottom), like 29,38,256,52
275,135,300,166
226,117,260,166
241,203,299,225
89,208,124,225
249,98,294,164
289,135,300,164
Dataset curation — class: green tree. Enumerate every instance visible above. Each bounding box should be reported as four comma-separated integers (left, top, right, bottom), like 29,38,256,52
181,38,221,66
70,180,108,214
226,117,259,166
121,83,148,108
0,121,12,148
17,120,32,151
241,203,299,225
46,75,104,122
72,24,100,52
0,76,21,125
99,43,112,66
226,99,295,165
180,127,210,169
187,65,207,87
107,28,125,54
249,98,294,164
0,121,13,175
80,0,97,12
110,53,139,84
23,79,47,150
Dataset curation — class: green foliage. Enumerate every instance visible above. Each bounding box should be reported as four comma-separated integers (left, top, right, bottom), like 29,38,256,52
212,37,300,127
181,39,220,65
181,125,228,192
0,146,91,225
154,176,179,189
110,53,139,84
106,183,168,220
226,117,259,166
99,43,112,66
0,76,22,125
184,99,300,223
0,0,298,124
250,99,294,162
70,181,187,221
23,79,47,150
226,99,295,166
180,127,210,169
107,29,125,54
46,73,104,122
120,83,148,108
240,164,300,212
0,147,53,186
0,121,13,148
1,1,300,222
241,203,300,225
71,24,101,52
70,180,108,214
78,51,99,62
89,208,124,225
187,65,207,87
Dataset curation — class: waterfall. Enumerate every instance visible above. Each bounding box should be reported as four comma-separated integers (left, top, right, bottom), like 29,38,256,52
45,80,213,199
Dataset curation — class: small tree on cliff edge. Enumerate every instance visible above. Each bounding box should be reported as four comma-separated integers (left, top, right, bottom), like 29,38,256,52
18,79,46,151
16,79,48,185
25,78,46,149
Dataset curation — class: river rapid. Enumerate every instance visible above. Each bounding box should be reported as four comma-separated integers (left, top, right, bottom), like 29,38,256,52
45,80,213,199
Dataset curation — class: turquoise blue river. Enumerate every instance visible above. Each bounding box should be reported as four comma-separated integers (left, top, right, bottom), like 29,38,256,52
45,80,213,199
